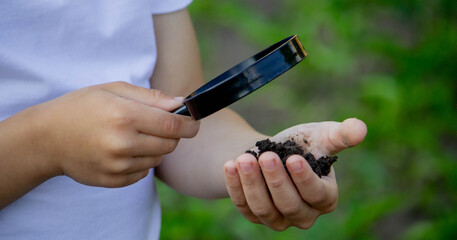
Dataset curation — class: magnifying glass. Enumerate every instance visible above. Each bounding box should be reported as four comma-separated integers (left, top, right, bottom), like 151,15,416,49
172,34,307,120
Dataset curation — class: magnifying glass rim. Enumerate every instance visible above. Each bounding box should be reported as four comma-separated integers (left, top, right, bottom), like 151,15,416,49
173,34,307,120
184,34,306,102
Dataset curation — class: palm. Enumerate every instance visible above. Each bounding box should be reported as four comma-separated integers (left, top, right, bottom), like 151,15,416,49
224,118,367,230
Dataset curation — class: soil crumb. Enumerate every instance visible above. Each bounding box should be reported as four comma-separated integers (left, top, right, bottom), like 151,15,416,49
246,139,337,177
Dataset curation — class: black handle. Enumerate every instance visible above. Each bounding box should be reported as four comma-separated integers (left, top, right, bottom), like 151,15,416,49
172,105,191,116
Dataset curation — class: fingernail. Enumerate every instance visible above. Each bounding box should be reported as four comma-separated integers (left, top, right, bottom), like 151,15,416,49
225,164,237,176
261,158,276,171
289,160,303,172
173,96,185,102
239,162,253,173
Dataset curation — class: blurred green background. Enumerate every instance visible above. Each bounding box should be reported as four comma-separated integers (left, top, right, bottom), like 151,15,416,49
157,0,457,239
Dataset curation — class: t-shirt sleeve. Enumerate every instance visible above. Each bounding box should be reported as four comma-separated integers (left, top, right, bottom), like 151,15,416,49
151,0,193,14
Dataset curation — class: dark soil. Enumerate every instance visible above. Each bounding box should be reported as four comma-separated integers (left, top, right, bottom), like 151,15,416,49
246,139,337,177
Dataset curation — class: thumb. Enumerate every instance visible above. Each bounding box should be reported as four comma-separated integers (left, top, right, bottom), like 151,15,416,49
326,118,367,154
100,81,184,111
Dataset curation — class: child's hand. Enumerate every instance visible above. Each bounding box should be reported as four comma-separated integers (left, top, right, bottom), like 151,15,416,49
224,118,367,230
32,81,200,187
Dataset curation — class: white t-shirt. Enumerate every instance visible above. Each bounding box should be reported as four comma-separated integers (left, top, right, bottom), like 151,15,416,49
0,1,192,239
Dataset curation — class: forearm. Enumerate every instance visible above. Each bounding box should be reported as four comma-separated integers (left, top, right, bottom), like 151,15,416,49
151,9,267,198
0,106,59,209
156,108,267,198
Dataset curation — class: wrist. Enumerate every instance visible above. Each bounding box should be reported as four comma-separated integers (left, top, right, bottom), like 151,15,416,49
28,104,64,179
0,105,62,209
2,105,62,181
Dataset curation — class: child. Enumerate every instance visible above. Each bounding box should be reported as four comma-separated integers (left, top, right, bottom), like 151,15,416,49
0,1,367,239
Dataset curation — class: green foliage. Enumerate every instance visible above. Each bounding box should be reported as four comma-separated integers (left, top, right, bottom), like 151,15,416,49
158,0,457,239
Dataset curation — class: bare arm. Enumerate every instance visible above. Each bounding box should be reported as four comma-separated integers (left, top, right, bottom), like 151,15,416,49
151,9,266,198
157,109,266,198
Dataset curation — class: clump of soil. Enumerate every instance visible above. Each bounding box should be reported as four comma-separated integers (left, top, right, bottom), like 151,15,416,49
246,139,337,177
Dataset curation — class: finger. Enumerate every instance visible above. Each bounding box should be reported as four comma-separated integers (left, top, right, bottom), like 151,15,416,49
127,156,163,174
122,169,150,186
103,156,162,176
131,134,180,156
259,152,318,228
326,118,367,154
236,153,287,230
100,82,199,138
131,103,200,139
101,81,184,111
224,160,261,224
102,169,150,188
286,155,338,213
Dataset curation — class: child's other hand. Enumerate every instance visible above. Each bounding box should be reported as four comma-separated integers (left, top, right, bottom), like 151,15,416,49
224,119,367,230
32,81,200,187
